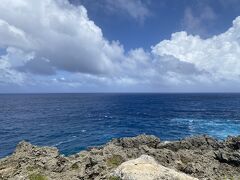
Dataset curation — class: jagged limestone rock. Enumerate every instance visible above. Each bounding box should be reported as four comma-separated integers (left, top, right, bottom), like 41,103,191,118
0,134,240,180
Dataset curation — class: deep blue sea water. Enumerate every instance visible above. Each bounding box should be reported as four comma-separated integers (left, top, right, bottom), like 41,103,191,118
0,93,240,158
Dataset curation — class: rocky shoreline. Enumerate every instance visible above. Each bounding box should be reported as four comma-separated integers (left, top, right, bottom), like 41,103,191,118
0,134,239,180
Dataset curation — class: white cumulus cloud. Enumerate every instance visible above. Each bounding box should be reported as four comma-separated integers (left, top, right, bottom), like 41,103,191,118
0,0,124,76
0,0,240,92
153,16,240,82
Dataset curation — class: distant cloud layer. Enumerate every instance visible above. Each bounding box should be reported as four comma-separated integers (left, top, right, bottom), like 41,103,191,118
70,0,151,23
104,0,151,23
0,0,240,92
182,5,217,37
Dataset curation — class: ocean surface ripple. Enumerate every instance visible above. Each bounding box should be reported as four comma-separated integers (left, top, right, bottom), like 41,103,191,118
0,93,240,158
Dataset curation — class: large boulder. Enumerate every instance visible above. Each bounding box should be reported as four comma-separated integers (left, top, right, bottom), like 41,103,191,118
112,155,198,180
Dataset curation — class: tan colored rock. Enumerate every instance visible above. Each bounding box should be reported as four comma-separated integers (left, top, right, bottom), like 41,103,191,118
113,155,198,180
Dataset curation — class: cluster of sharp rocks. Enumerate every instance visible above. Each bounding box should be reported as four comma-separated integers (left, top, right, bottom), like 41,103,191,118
0,134,240,180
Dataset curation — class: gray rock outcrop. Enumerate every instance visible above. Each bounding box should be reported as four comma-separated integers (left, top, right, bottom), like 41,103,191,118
0,134,239,180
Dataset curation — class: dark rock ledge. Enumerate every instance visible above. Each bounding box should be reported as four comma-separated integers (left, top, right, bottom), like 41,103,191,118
0,134,239,179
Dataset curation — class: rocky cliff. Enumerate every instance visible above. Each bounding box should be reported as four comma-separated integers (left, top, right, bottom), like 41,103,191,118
0,134,239,180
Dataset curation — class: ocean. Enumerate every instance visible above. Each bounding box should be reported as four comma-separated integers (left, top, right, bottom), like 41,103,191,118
0,93,240,158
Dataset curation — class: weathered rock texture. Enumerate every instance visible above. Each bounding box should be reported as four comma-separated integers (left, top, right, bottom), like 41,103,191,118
113,155,198,180
0,134,239,180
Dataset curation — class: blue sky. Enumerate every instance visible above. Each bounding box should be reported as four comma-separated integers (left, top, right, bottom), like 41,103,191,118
70,0,240,49
0,0,240,92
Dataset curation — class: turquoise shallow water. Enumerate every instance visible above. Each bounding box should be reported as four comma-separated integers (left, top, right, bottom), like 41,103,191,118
0,93,240,158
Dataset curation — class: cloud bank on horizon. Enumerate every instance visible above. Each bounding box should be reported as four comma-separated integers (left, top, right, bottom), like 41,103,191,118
0,0,240,92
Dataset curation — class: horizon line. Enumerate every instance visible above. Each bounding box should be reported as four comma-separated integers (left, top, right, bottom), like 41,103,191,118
1,92,240,95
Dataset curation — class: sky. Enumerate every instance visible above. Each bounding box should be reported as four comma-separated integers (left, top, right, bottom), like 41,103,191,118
1,0,240,93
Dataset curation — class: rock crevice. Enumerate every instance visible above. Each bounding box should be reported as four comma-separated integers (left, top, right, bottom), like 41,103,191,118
0,134,239,180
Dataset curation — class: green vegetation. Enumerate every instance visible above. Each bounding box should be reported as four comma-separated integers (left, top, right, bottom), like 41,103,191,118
223,175,236,180
106,155,124,168
109,176,121,180
71,163,79,169
28,173,47,180
80,154,86,158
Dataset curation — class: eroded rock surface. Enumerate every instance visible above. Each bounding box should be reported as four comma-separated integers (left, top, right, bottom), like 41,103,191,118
0,134,239,180
113,155,198,180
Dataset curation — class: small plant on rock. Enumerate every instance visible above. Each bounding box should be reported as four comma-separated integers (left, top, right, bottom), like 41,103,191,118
106,155,124,168
28,173,47,180
109,175,121,180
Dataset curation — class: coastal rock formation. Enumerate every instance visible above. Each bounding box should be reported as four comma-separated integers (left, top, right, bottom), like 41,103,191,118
112,155,198,180
0,134,239,179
